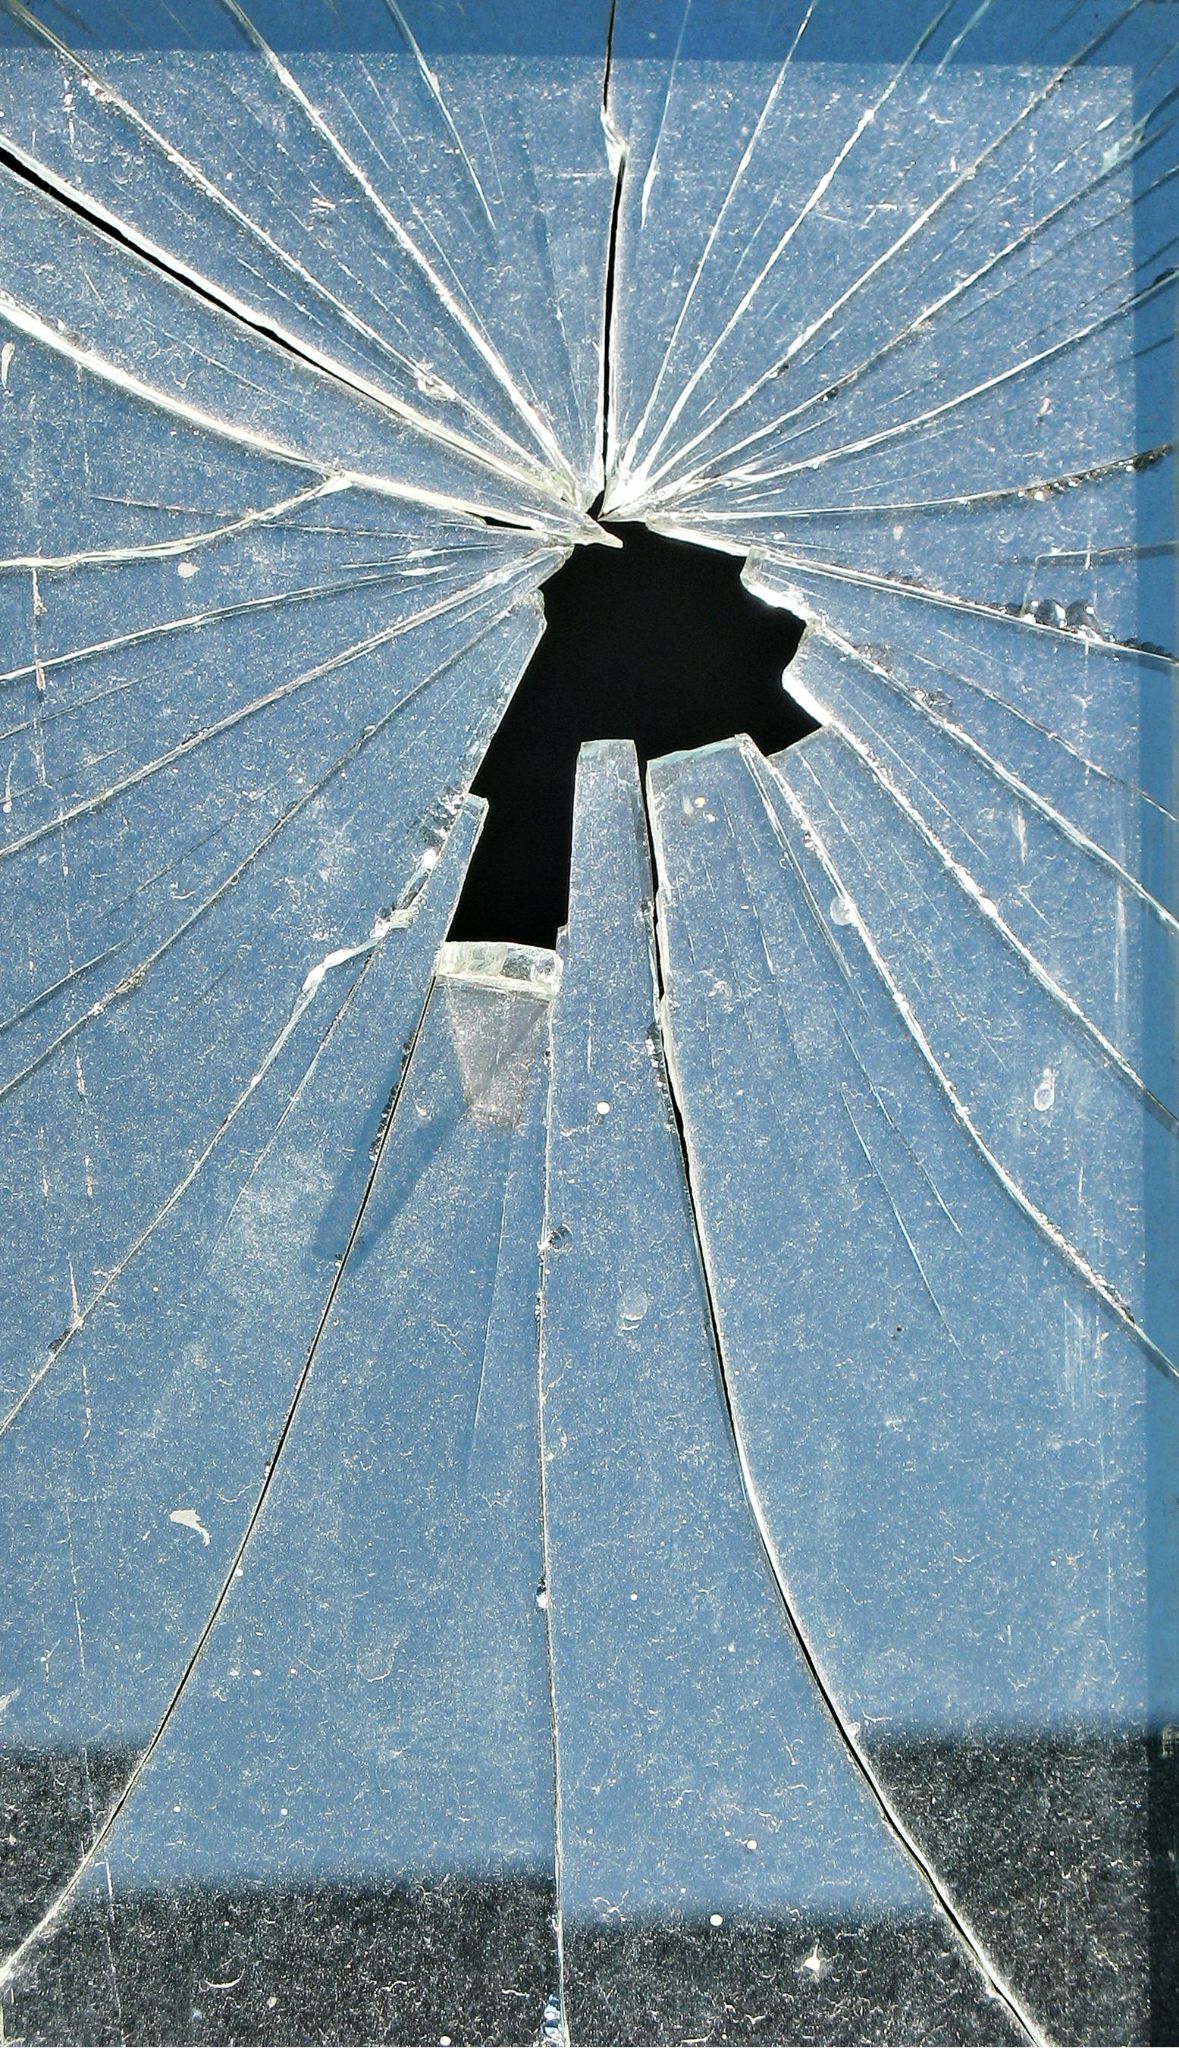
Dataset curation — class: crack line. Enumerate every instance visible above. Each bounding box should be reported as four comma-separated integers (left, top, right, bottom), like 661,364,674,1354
0,958,443,1992
643,780,1044,2046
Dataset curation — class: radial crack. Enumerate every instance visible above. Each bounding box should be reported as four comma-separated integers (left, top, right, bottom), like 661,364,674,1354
644,795,1044,2045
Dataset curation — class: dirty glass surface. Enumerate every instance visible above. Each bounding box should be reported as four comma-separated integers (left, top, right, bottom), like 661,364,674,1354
0,2,1174,2044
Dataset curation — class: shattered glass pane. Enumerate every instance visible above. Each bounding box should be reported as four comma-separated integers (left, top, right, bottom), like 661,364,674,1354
0,1,1174,2043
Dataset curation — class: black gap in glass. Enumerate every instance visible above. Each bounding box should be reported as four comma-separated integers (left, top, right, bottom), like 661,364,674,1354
448,523,813,949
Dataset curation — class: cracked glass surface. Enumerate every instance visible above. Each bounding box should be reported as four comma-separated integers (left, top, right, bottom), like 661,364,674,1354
0,2,1174,2043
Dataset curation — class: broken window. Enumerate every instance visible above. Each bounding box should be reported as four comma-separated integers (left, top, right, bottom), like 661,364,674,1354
0,2,1174,2042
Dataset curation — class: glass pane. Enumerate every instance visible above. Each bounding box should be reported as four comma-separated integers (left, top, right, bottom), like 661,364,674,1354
0,2,1174,2039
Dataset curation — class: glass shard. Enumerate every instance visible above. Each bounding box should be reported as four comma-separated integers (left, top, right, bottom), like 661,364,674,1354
4,934,557,2045
541,739,1022,2044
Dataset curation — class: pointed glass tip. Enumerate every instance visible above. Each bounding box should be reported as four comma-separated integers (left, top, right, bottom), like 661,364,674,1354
434,939,563,998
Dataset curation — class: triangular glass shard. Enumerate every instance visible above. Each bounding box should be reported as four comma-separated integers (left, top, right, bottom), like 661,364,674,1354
541,739,1022,2043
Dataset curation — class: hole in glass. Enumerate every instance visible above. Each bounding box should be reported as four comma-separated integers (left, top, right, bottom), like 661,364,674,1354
450,523,811,947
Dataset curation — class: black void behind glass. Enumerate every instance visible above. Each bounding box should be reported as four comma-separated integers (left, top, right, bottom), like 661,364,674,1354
449,523,812,949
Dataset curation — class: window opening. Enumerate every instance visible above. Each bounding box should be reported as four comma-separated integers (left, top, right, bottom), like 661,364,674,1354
449,521,810,948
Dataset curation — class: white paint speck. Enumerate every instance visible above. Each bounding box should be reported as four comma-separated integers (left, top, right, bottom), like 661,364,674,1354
176,560,198,579
169,1507,211,1546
